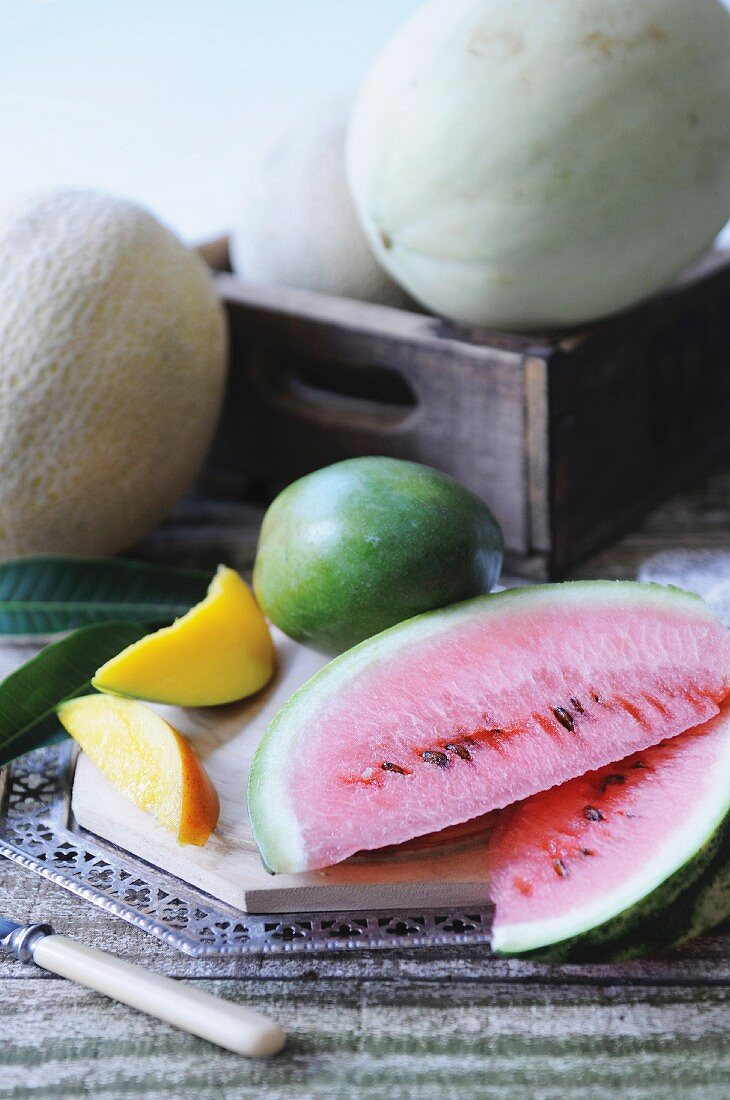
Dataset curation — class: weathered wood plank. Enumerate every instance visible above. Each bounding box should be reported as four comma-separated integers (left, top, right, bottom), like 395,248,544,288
0,978,727,1100
204,253,730,578
214,269,533,558
570,464,730,580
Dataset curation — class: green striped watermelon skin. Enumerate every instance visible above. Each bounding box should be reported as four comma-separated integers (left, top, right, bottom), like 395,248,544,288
488,709,730,962
496,815,730,964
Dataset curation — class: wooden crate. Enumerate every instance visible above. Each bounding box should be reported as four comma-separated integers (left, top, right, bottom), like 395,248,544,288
201,241,730,578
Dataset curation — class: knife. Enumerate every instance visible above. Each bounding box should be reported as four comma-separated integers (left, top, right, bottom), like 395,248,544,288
0,917,285,1057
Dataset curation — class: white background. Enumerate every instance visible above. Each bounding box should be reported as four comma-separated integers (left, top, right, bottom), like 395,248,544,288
0,0,728,244
0,0,420,242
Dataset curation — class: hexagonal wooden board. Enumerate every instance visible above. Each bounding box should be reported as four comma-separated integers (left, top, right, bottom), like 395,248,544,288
72,629,493,915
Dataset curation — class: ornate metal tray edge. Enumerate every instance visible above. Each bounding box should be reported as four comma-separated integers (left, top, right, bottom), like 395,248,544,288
0,746,494,957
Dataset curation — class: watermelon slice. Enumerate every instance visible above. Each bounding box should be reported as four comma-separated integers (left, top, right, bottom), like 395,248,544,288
248,582,730,874
488,708,730,961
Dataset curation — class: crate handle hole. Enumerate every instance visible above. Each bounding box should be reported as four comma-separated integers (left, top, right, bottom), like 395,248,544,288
276,352,419,424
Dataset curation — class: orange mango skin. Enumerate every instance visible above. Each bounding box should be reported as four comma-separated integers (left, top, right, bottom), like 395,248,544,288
172,726,221,845
57,694,219,846
93,565,275,707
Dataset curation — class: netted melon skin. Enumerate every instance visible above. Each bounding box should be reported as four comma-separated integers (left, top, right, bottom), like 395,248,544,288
0,189,227,557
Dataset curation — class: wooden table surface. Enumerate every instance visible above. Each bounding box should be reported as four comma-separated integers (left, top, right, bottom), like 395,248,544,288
2,465,730,1100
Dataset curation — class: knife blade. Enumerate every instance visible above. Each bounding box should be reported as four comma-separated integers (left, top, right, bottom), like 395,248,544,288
0,919,52,962
0,916,285,1057
0,917,18,940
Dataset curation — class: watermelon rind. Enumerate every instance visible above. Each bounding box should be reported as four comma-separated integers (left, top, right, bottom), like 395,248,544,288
492,814,730,964
248,580,722,875
490,708,730,962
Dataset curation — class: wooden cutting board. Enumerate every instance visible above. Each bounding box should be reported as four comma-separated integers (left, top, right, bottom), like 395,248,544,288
72,629,492,914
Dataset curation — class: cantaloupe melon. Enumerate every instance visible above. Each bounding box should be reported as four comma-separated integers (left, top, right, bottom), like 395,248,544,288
0,189,227,557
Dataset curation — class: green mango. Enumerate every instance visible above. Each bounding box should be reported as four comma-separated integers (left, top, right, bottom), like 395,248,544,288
253,457,503,654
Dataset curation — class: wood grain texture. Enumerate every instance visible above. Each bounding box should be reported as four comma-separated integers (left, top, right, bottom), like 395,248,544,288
204,251,730,578
1,976,728,1099
2,461,730,1096
212,271,532,556
548,258,730,574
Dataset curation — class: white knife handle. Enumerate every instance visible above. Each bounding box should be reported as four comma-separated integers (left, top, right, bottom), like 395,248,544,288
32,934,285,1058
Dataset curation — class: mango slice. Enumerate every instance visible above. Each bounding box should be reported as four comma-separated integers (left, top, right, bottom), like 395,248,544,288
58,695,219,846
93,565,275,706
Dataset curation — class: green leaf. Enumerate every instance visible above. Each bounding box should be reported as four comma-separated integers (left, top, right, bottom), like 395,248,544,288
0,620,150,767
0,556,212,636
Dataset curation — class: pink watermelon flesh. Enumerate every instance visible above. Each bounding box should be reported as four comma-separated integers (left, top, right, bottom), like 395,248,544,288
250,584,730,873
487,707,730,954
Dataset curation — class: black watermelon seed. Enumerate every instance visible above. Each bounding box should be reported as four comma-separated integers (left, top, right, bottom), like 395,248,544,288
601,774,626,792
583,805,604,822
581,848,596,857
553,706,575,732
445,743,472,761
422,750,450,769
553,859,569,877
570,697,586,715
381,762,408,774
631,760,648,769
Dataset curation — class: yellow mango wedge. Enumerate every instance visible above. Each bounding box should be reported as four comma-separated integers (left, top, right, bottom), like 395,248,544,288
93,565,275,706
58,695,220,846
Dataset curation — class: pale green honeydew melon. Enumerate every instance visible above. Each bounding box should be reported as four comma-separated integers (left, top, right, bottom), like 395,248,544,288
231,94,410,307
347,0,730,329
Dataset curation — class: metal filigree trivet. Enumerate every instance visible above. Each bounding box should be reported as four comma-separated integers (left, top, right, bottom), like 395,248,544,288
0,746,493,956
